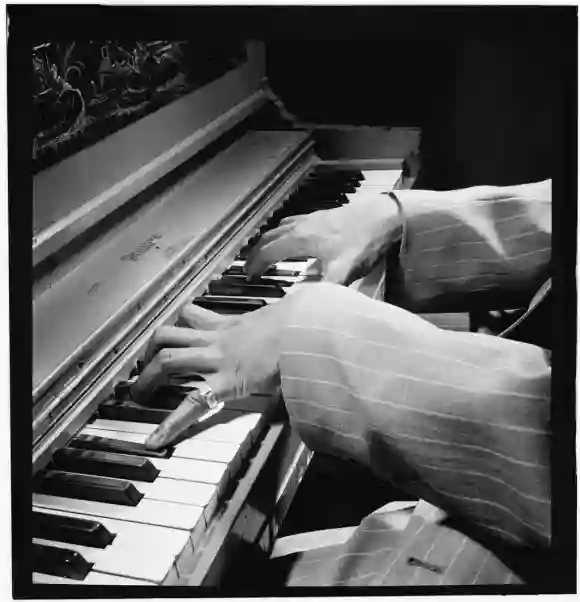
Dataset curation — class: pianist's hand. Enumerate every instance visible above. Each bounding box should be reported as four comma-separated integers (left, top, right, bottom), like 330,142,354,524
132,300,286,408
246,194,402,285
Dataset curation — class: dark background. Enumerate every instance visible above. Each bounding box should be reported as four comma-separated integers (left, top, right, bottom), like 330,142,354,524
264,7,572,189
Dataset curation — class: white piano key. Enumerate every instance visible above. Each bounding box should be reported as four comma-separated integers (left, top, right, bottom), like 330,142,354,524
90,419,165,436
39,469,215,509
360,169,403,187
230,260,312,273
33,572,149,585
148,456,229,485
80,425,239,464
201,294,280,305
346,188,397,202
168,437,240,464
355,183,401,191
90,411,262,445
71,435,230,485
133,476,220,525
34,535,182,584
129,477,214,507
32,505,198,583
176,437,240,464
33,505,200,580
194,411,262,444
86,573,150,585
255,274,302,283
33,493,203,532
33,506,191,556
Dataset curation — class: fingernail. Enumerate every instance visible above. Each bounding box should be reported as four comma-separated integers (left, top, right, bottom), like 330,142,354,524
145,429,164,450
144,397,210,449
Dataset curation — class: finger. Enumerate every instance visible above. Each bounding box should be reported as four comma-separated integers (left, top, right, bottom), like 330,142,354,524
178,303,233,330
142,326,217,366
243,225,297,277
245,235,307,278
278,215,300,228
323,257,355,286
132,346,221,404
144,396,210,449
255,222,296,248
144,374,229,449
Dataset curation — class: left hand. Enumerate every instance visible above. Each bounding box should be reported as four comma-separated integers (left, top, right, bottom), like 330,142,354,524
245,195,402,285
131,299,289,448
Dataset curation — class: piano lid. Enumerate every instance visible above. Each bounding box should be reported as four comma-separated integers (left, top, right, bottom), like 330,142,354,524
33,41,267,267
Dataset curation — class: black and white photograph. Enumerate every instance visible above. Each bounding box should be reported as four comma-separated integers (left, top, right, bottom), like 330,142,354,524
8,2,577,597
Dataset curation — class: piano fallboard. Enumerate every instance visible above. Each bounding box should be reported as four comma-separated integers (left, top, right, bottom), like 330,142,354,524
33,130,315,472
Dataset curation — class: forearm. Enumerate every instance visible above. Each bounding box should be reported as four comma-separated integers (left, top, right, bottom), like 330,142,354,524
389,180,552,311
279,283,551,550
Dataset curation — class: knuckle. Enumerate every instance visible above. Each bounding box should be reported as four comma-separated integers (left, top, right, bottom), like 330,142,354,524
294,230,309,246
208,345,224,363
152,327,169,344
179,305,193,322
157,348,174,367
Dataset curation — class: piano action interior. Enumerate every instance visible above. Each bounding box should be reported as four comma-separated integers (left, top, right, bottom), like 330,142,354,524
31,41,420,586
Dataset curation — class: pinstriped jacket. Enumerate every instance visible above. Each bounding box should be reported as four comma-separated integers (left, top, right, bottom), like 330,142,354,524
274,180,552,586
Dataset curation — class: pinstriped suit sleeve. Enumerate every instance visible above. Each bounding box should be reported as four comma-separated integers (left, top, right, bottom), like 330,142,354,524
278,283,551,551
393,179,551,311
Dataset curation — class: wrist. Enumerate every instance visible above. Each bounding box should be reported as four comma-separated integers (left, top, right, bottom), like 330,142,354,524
370,194,404,245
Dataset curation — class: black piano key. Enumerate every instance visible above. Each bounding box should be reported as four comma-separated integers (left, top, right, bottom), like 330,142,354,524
207,280,286,298
33,511,115,549
299,181,348,192
288,207,324,216
289,197,343,208
114,377,137,400
37,470,144,507
33,542,93,580
288,187,342,199
113,380,185,410
70,434,173,458
284,256,311,262
99,398,174,422
311,197,348,206
129,360,146,378
282,201,343,212
215,274,296,288
193,296,266,313
52,447,160,482
295,188,348,199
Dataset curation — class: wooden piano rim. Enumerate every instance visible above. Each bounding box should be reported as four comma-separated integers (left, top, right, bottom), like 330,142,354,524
186,412,313,587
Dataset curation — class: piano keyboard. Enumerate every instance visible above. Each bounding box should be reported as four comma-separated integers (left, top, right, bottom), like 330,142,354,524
32,168,403,585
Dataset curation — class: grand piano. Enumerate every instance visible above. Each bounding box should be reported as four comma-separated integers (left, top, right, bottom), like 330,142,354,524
31,40,421,587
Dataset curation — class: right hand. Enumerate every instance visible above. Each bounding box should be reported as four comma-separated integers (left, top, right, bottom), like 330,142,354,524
131,295,299,449
245,194,402,286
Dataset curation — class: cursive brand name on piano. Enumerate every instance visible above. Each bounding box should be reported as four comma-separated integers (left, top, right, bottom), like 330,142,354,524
121,234,163,262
